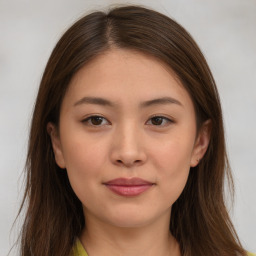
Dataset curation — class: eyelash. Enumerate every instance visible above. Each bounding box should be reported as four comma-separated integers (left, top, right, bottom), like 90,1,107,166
81,115,174,127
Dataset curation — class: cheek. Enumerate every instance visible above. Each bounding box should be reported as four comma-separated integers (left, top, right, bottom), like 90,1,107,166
152,134,194,174
149,133,194,200
61,136,107,195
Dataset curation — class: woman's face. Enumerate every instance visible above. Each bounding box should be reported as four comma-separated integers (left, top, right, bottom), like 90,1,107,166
49,49,210,228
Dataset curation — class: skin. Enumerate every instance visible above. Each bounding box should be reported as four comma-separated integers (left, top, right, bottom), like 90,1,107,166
48,49,211,256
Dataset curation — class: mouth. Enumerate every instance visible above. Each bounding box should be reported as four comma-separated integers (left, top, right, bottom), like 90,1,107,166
103,177,155,197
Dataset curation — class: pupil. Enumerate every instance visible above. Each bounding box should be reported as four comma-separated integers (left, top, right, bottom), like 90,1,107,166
91,116,102,125
152,117,163,125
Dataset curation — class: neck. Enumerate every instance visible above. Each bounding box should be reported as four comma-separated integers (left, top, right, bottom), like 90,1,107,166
80,211,181,256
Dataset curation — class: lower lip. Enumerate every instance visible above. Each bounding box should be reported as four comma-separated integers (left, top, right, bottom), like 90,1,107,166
104,184,153,196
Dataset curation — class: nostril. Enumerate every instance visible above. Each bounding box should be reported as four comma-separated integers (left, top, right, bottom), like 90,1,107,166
116,159,142,167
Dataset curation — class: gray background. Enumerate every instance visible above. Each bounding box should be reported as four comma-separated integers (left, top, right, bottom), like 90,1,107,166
1,0,255,255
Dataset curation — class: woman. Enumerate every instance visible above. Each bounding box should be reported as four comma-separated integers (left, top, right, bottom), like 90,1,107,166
18,5,254,256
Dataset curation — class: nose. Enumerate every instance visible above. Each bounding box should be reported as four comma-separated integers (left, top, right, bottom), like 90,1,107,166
110,124,147,168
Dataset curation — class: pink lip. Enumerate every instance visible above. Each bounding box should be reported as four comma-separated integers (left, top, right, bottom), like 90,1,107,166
103,178,154,197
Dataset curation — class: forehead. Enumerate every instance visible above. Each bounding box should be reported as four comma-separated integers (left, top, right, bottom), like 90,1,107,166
70,49,180,88
63,49,194,111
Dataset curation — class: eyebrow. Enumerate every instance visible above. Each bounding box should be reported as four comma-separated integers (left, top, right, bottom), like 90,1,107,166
73,96,183,108
140,97,183,108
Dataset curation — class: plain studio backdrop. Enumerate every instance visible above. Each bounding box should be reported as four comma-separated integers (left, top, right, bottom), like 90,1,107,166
0,0,255,255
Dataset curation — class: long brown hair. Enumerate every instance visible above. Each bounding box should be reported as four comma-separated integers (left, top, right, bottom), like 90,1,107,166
17,5,246,256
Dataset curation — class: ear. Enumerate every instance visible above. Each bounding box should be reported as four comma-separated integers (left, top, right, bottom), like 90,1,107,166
190,119,212,167
47,122,66,169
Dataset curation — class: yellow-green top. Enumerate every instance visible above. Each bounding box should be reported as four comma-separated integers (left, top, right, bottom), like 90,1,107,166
72,239,255,256
72,239,88,256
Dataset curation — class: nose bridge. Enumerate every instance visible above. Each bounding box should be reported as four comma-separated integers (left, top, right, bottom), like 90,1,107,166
119,122,139,150
110,120,146,167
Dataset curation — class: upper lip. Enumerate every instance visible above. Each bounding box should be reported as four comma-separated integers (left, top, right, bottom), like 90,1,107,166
103,177,154,186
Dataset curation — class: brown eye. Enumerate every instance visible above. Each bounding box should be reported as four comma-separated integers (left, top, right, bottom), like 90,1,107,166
147,116,173,126
82,116,109,126
91,116,104,125
151,117,164,125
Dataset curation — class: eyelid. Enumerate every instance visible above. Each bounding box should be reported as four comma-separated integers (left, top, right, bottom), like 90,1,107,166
146,115,175,127
81,114,175,127
82,115,111,126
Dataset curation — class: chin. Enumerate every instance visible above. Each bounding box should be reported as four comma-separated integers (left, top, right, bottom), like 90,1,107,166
103,208,158,229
